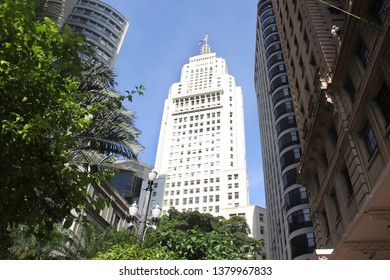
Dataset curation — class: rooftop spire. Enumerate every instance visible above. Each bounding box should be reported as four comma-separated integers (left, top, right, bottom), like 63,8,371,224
198,33,211,54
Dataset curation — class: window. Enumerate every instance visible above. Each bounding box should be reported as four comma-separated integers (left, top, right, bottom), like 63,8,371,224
259,213,264,222
346,79,356,103
276,115,297,135
284,187,309,211
363,123,378,158
270,75,289,92
303,30,309,53
278,131,300,151
264,34,280,49
343,167,354,198
282,168,298,190
274,101,294,120
267,53,284,69
377,83,390,125
360,44,370,68
375,0,389,25
321,209,330,239
272,87,291,105
265,42,281,57
279,148,301,170
287,208,312,233
290,232,316,259
268,63,286,80
330,190,341,221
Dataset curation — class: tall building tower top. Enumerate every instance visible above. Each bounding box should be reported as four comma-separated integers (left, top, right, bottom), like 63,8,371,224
201,44,212,54
198,33,211,54
151,38,250,216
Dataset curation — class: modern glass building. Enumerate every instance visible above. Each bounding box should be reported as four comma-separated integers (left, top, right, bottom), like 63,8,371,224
110,160,153,204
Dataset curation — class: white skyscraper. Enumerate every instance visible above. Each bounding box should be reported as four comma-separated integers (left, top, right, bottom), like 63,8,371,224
151,39,250,216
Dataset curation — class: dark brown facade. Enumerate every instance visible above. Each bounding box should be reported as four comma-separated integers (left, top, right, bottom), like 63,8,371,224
272,0,390,259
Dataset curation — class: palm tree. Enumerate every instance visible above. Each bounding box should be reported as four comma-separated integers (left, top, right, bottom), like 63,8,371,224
70,59,144,165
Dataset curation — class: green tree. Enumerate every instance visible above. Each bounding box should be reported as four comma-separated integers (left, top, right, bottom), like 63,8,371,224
94,244,176,260
146,209,265,260
0,0,143,256
7,223,76,260
5,210,264,260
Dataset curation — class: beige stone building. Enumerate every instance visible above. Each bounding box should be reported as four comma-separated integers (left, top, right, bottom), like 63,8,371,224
272,0,390,259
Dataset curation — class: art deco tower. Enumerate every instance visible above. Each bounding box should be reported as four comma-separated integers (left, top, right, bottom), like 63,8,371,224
151,39,250,217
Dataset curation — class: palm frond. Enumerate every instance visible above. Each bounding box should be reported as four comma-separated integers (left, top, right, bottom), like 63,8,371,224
74,136,143,160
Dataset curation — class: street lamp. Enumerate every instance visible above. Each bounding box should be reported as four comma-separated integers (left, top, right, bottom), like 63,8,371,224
127,170,162,240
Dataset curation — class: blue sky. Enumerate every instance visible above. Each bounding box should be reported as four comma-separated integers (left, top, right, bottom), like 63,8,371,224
103,0,265,208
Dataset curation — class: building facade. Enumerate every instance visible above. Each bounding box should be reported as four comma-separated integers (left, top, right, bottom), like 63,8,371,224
271,0,390,259
254,0,315,259
65,0,128,67
110,159,154,204
152,43,250,217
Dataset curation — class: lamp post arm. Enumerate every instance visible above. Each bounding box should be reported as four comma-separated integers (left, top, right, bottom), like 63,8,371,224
142,224,157,241
127,222,137,233
136,180,154,239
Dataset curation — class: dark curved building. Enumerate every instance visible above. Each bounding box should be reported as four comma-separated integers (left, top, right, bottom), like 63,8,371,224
65,0,128,67
254,0,315,259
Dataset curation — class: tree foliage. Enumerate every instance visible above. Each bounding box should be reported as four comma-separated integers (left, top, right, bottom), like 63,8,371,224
0,0,143,255
6,209,264,260
93,209,264,260
0,0,91,251
146,208,264,260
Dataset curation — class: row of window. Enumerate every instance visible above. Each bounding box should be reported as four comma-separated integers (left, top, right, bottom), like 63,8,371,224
163,191,240,207
164,195,221,206
182,205,221,213
174,112,222,123
175,96,221,108
166,170,220,180
79,0,126,24
168,177,219,185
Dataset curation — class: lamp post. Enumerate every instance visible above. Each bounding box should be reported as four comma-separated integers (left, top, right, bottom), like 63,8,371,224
128,170,162,240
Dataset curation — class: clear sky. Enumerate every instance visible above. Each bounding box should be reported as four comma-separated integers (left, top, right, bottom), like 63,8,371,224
103,0,265,208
